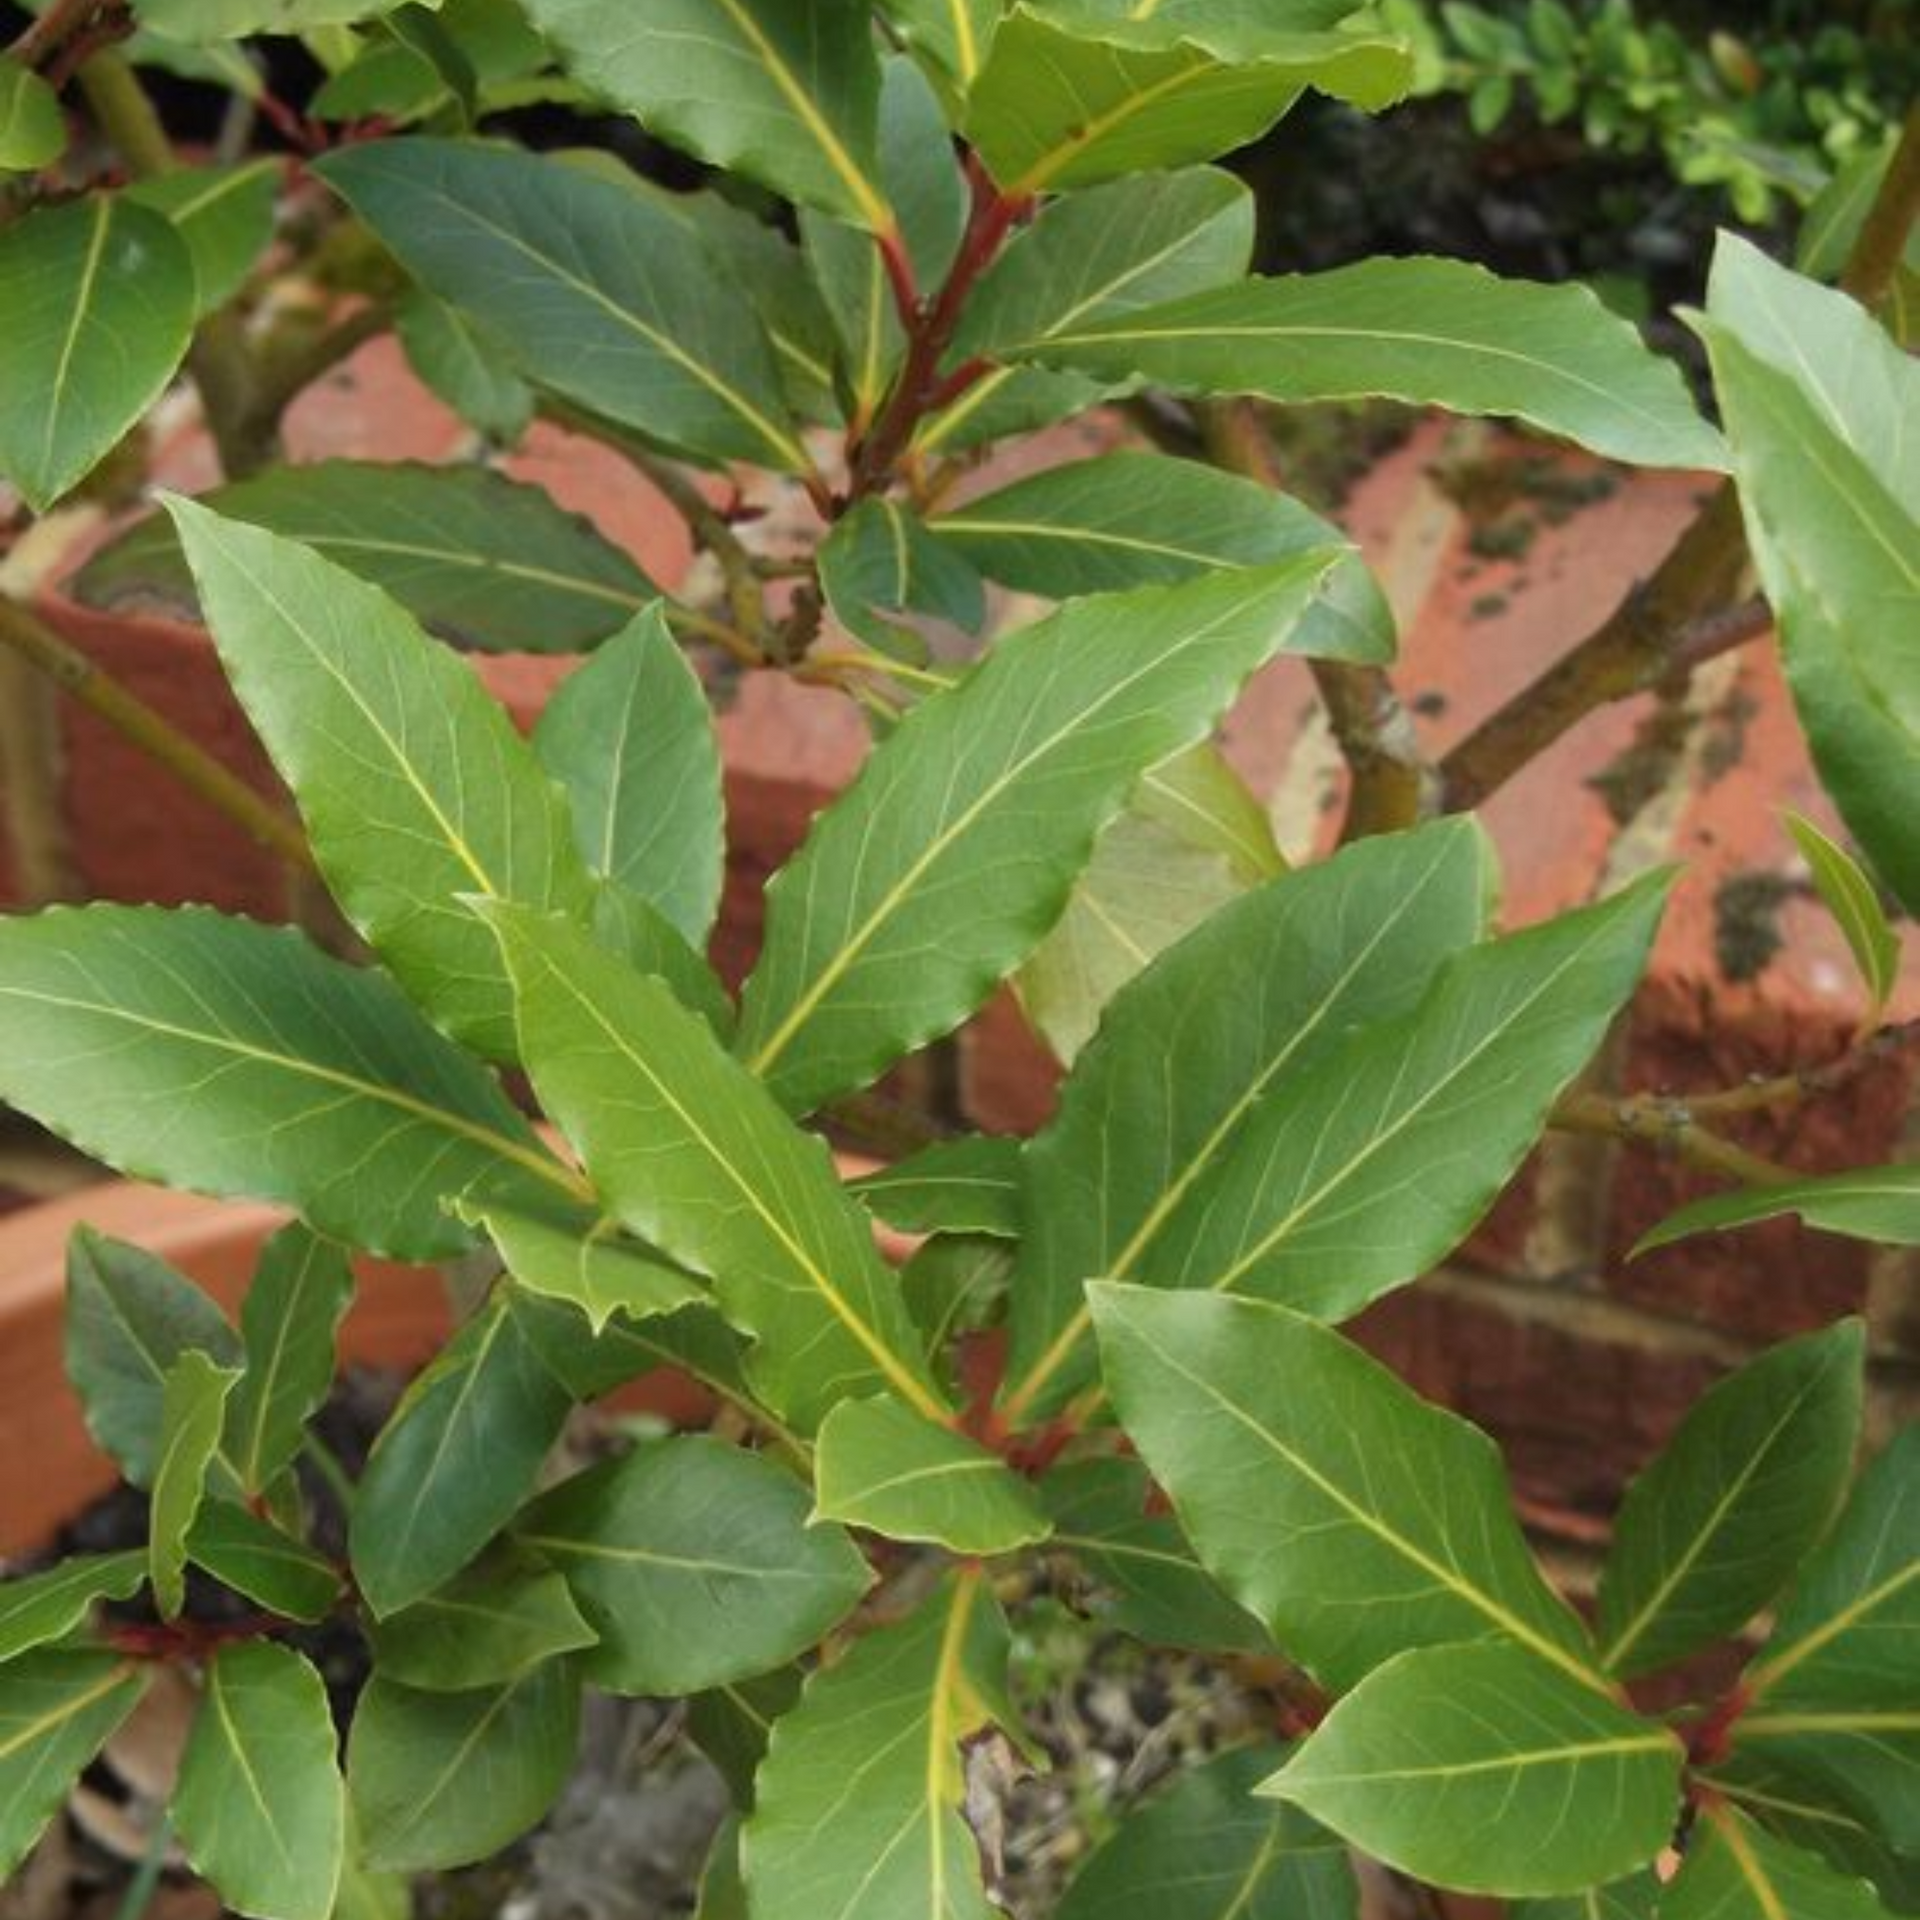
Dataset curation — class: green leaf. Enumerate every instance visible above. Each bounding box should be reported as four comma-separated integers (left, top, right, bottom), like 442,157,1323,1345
1731,1711,1920,1858
488,904,945,1433
65,1226,241,1488
0,196,196,512
737,560,1340,1116
1057,1744,1357,1920
316,140,807,470
81,462,655,654
588,879,737,1036
698,1816,750,1920
0,1555,146,1664
688,1668,803,1808
368,1557,598,1690
1637,1166,1920,1256
169,498,600,1060
0,1652,148,1881
461,1196,705,1334
1697,235,1920,914
533,604,724,944
875,0,1001,100
813,1395,1052,1554
172,1642,343,1920
135,0,426,37
901,1234,1012,1356
226,1225,354,1495
1263,1642,1681,1897
1785,814,1902,1024
1041,1457,1270,1656
1511,1878,1658,1920
1091,1285,1596,1692
1596,1322,1865,1678
351,1290,573,1616
149,1350,243,1618
848,1135,1023,1238
743,1572,1011,1920
185,1502,342,1622
817,499,986,656
0,905,572,1261
1023,257,1728,472
1796,138,1904,284
0,58,65,171
349,1661,580,1871
1661,1804,1894,1919
1005,818,1494,1419
517,0,889,228
126,161,278,315
395,288,534,442
516,1435,871,1694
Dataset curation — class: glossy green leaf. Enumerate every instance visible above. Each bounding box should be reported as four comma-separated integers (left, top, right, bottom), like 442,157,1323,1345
461,1196,705,1334
226,1224,353,1495
395,288,535,442
369,1557,597,1690
65,1226,240,1488
317,140,808,471
533,605,724,944
849,1135,1023,1239
814,1395,1051,1554
744,1572,1010,1920
876,0,1000,100
0,58,63,171
1786,814,1902,1024
1023,258,1727,472
0,1554,145,1664
516,1435,870,1694
1597,1322,1865,1677
149,1350,242,1618
1698,236,1920,914
0,1652,148,1881
1041,1458,1270,1656
127,161,278,314
518,0,889,228
1092,1285,1595,1693
817,499,986,656
688,1668,803,1808
171,498,607,1059
81,462,655,654
1263,1642,1681,1897
1637,1166,1920,1255
489,904,944,1432
1662,1805,1894,1919
185,1501,342,1622
0,905,570,1261
1057,1744,1357,1920
349,1661,580,1871
737,560,1340,1116
173,1643,344,1920
1006,818,1494,1419
351,1290,574,1615
0,197,196,512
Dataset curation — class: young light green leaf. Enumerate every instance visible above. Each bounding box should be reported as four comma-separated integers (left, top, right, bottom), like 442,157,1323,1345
0,57,64,171
1022,258,1727,472
316,140,808,471
488,904,945,1432
1057,1744,1358,1920
350,1291,575,1616
849,1135,1024,1239
517,0,890,229
369,1557,598,1690
1597,1322,1865,1678
461,1196,705,1334
1263,1643,1682,1897
744,1572,1011,1920
0,1554,146,1664
349,1662,580,1871
225,1224,354,1495
126,161,278,315
186,1502,342,1623
81,462,655,654
814,1396,1052,1555
65,1226,240,1488
0,906,575,1261
1091,1285,1596,1693
150,1351,242,1619
395,289,535,442
0,196,196,511
816,499,987,656
0,1652,148,1881
1636,1166,1920,1256
1661,1804,1894,1920
516,1436,870,1694
533,604,724,945
737,560,1341,1116
172,1645,344,1920
1785,814,1902,1024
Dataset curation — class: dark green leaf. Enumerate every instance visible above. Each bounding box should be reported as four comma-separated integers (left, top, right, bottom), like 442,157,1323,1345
1661,1804,1893,1919
588,879,737,1036
126,161,277,315
149,1350,242,1618
817,499,986,655
1637,1167,1920,1256
186,1502,342,1622
0,1652,148,1880
1512,1879,1658,1920
395,289,535,442
849,1135,1023,1238
0,1554,145,1664
368,1557,597,1690
688,1667,802,1808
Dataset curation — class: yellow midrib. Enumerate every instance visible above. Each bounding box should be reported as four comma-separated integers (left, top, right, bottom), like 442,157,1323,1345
43,200,112,475
1748,1557,1920,1698
1712,1806,1790,1920
0,1664,136,1763
925,1573,983,1918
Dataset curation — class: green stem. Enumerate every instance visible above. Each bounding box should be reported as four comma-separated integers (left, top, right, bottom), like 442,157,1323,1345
111,1813,172,1920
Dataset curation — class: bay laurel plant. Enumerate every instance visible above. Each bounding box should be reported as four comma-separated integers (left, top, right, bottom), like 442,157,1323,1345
0,3,1917,1916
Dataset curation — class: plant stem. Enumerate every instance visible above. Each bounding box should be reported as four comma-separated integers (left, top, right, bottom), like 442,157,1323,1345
1550,1090,1794,1187
9,0,130,72
1843,101,1920,305
111,1812,172,1920
0,595,314,873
